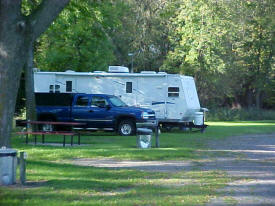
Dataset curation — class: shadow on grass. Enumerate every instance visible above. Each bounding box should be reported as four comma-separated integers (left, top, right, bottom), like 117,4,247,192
0,158,230,206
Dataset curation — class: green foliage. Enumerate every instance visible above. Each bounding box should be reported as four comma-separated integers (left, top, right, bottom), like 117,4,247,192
162,0,275,109
207,108,275,121
21,0,42,16
25,0,275,110
109,0,172,71
35,0,126,72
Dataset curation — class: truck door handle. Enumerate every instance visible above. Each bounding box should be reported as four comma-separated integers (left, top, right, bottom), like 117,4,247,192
89,110,94,113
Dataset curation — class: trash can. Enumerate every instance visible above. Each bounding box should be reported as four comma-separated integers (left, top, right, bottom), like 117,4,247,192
194,112,204,125
0,147,17,185
136,128,152,149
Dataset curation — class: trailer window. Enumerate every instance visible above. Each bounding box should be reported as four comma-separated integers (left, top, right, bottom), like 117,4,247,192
75,96,89,106
55,85,60,93
126,82,132,93
66,81,72,92
49,85,54,93
168,87,179,97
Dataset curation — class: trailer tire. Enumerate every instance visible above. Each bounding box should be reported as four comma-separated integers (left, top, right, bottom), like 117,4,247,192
118,120,136,136
162,126,172,132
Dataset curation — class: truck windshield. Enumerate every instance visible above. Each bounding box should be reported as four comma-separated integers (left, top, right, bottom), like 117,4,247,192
109,96,128,107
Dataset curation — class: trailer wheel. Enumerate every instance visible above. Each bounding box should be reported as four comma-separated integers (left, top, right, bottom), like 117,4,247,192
162,126,172,132
118,120,135,136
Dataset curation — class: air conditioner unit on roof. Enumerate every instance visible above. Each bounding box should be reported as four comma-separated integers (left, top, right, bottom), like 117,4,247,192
108,66,129,73
140,71,156,74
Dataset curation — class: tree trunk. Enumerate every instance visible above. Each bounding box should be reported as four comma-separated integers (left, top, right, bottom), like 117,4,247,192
246,89,253,108
0,0,70,147
255,89,263,109
24,44,37,131
0,1,30,147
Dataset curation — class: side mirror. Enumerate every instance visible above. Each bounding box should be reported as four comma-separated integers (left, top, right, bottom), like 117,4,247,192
106,105,111,110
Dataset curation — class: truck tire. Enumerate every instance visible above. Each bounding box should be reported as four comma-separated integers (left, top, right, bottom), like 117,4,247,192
118,120,136,136
38,117,55,132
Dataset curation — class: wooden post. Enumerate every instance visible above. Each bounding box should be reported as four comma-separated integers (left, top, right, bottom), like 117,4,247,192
63,135,65,147
20,152,26,185
25,134,28,144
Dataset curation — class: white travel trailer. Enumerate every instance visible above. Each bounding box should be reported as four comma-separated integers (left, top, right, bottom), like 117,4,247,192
34,66,208,130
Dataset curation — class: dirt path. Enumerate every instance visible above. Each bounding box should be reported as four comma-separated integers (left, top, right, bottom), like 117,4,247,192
203,133,275,206
72,133,275,205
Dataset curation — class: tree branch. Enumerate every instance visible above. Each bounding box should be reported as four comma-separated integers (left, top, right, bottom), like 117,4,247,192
29,0,70,40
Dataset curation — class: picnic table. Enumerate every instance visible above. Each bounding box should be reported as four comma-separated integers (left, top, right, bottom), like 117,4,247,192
16,121,86,147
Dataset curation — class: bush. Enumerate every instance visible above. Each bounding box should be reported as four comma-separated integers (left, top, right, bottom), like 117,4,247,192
207,107,275,121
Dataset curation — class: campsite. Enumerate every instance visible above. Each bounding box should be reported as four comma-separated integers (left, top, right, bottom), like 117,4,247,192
1,0,275,205
0,121,274,205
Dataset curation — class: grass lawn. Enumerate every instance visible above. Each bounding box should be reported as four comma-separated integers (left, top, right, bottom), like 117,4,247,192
0,121,274,205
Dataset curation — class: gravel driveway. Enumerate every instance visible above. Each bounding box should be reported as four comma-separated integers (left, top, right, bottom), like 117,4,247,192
72,133,275,205
202,133,275,205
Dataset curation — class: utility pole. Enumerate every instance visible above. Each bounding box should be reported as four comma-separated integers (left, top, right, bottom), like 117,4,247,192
128,53,134,73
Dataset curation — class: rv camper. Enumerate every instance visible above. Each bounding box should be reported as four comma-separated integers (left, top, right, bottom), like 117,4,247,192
34,66,208,131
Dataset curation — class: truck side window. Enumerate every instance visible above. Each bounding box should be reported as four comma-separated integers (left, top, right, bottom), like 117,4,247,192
66,81,72,92
75,96,89,106
168,87,179,97
126,82,132,93
91,96,108,107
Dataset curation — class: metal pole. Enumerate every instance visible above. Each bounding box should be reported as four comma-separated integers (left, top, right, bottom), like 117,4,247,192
155,123,159,148
131,55,134,73
128,53,134,73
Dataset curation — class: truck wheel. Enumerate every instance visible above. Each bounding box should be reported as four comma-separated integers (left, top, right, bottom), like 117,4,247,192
118,120,135,136
41,124,54,132
38,118,55,131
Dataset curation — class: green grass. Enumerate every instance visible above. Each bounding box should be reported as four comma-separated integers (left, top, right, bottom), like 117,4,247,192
0,121,274,205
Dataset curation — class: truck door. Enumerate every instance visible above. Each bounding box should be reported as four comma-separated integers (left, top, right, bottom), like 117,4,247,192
71,95,92,126
88,96,113,128
72,95,113,128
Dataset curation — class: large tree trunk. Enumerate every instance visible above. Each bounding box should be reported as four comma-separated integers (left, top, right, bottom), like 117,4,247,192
24,43,37,127
0,0,70,147
0,1,30,147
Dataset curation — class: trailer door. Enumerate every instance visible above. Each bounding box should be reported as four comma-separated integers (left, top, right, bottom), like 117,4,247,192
166,76,183,120
137,76,166,119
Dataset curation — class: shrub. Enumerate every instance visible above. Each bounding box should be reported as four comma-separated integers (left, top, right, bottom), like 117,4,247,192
206,107,275,121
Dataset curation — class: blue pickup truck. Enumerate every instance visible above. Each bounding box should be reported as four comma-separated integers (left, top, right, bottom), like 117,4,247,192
35,93,156,135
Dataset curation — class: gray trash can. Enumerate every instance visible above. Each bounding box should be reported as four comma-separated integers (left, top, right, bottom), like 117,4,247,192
0,148,17,185
136,128,152,149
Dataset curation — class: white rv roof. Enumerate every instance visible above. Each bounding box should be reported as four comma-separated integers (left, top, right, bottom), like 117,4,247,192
34,71,193,79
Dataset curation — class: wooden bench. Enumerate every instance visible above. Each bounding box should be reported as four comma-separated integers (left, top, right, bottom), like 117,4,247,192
16,131,79,147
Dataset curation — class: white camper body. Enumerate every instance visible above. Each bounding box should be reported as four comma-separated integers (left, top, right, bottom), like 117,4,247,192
34,66,206,128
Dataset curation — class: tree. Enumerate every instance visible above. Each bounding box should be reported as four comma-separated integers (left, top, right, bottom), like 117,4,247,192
112,0,171,72
162,0,275,109
0,0,70,147
162,0,231,106
35,0,127,72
